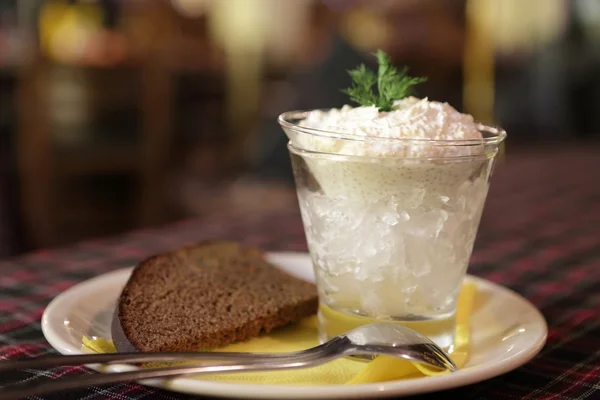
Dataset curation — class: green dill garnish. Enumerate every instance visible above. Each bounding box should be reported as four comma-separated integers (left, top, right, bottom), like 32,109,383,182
342,49,427,112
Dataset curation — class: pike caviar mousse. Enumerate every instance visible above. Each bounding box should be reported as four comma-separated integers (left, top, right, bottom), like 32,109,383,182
280,50,503,348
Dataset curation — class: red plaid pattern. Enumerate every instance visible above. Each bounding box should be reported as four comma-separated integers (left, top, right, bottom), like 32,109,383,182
1,143,599,399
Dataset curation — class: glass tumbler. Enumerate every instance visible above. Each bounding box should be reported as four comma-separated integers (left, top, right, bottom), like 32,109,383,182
279,110,506,349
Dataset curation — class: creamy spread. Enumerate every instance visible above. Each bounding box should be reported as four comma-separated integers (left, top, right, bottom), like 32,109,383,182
282,97,498,321
296,97,483,158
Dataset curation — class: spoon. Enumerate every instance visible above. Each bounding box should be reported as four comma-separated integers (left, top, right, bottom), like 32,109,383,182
0,323,457,399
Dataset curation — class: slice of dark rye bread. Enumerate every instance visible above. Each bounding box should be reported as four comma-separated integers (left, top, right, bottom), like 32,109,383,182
111,241,318,352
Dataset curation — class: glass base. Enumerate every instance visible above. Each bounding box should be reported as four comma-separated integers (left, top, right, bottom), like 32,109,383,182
318,302,456,351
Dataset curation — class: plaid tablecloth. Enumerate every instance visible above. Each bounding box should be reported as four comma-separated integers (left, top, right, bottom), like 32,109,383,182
1,143,599,399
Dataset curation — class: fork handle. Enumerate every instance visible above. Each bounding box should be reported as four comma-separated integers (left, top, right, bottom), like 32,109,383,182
0,338,345,373
0,355,340,400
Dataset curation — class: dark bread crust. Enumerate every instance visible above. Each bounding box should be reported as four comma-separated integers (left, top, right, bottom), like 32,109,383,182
111,241,318,352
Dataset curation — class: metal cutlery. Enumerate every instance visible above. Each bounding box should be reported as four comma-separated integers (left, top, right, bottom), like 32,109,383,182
0,323,456,400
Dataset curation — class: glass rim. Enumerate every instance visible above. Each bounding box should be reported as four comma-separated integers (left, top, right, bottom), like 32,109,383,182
278,109,507,147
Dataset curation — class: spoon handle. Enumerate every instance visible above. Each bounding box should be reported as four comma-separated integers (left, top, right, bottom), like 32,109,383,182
0,338,347,373
0,355,340,400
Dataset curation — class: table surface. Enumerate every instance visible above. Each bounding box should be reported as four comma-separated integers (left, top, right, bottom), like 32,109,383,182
1,143,599,400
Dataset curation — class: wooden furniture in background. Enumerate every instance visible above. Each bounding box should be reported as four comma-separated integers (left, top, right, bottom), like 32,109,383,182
15,1,227,249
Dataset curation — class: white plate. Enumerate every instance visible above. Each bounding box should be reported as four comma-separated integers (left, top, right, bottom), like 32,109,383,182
42,252,547,399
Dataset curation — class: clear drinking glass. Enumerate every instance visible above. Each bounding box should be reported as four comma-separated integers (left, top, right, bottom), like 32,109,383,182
279,110,506,350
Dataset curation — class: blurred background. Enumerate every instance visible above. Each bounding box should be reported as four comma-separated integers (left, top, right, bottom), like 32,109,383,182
0,0,599,257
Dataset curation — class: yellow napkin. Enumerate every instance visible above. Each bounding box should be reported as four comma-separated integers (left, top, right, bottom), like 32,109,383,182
83,281,476,385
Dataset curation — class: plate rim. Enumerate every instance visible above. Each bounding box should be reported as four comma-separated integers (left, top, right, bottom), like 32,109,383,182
41,251,548,399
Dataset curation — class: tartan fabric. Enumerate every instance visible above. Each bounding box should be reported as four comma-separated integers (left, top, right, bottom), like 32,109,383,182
1,143,599,399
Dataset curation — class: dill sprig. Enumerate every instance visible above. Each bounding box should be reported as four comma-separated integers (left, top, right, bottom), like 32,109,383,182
342,50,427,112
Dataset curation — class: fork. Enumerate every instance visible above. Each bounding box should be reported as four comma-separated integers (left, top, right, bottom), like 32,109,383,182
0,322,457,399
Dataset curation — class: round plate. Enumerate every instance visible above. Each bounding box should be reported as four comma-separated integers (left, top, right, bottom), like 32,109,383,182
41,252,547,399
